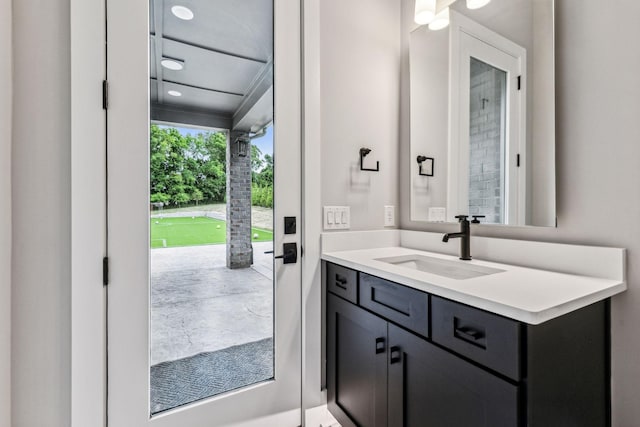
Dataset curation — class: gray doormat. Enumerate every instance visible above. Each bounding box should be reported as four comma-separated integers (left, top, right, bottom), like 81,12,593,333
151,337,274,415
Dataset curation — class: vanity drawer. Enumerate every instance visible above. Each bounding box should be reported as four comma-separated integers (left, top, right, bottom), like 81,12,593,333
431,296,521,381
359,273,429,338
326,262,358,304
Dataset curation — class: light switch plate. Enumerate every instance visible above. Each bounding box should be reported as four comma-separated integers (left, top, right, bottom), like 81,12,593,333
323,206,350,230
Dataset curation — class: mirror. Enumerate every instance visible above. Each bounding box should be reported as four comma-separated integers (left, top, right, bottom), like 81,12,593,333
409,0,555,226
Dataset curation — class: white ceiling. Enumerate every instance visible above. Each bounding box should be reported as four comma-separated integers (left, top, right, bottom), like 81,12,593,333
150,0,273,131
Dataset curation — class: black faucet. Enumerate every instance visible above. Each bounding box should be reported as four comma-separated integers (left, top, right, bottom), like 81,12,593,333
442,215,484,260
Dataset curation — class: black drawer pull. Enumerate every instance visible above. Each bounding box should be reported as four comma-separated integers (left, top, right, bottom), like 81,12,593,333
335,274,348,290
455,326,485,341
390,346,402,364
375,337,386,354
370,288,410,316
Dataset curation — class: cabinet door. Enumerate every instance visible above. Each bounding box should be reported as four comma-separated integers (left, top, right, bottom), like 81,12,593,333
327,294,388,427
388,324,520,427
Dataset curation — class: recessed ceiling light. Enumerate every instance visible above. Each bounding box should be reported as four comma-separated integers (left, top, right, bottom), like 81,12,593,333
161,58,184,71
171,5,194,20
167,90,182,97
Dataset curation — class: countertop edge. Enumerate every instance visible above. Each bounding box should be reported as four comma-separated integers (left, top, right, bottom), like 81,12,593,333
322,251,627,325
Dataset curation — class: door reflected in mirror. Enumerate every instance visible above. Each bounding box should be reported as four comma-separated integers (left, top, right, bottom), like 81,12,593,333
468,57,508,224
409,0,555,227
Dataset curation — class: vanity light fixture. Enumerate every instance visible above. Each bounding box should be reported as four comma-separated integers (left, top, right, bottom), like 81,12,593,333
428,7,450,31
466,0,491,9
416,0,491,29
414,0,437,25
171,5,194,20
167,90,182,97
160,58,184,71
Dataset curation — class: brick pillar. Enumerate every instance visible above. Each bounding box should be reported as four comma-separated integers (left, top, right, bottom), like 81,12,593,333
226,131,253,269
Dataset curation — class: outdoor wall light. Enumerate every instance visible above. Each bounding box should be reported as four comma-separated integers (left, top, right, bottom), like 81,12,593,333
167,90,182,97
171,5,194,20
236,136,250,157
161,58,184,71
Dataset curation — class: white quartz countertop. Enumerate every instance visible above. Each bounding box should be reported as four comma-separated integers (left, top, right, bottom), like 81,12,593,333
322,246,626,324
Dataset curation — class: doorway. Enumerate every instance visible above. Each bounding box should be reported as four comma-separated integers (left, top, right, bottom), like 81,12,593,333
148,124,276,414
106,0,302,425
448,11,526,225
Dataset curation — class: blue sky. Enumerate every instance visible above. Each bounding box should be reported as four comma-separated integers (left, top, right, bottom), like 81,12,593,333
161,124,273,158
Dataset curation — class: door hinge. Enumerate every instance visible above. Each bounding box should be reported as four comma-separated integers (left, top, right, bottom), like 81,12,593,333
103,256,109,286
517,75,522,91
102,80,109,110
516,154,521,167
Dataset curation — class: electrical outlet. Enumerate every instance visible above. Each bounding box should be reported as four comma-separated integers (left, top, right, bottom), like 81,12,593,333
323,206,350,230
428,207,446,222
384,205,395,227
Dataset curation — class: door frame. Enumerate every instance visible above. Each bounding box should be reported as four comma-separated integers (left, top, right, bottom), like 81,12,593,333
448,10,527,225
70,0,107,424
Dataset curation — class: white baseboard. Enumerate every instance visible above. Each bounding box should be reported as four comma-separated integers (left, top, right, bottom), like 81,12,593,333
305,405,340,427
225,409,301,427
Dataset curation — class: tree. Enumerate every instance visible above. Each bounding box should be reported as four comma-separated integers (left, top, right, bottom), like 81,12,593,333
149,125,228,206
191,188,203,205
149,126,276,208
251,144,264,173
249,144,274,207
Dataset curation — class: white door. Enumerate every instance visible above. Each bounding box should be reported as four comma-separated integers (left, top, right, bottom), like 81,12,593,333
106,0,302,426
448,11,526,225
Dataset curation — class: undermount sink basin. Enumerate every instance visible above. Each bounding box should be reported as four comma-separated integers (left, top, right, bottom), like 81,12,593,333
376,254,505,280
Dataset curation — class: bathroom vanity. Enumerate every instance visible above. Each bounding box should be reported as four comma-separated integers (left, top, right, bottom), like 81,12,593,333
322,231,626,427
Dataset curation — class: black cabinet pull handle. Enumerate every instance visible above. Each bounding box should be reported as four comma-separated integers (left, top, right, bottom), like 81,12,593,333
335,274,347,290
375,337,386,354
455,326,484,341
390,346,402,364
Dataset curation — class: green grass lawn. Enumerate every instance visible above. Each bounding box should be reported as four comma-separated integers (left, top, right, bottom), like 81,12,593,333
150,216,273,248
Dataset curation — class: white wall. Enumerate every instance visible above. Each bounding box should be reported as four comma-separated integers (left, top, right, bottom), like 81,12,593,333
401,1,640,424
11,0,72,426
530,0,555,225
320,0,401,230
1,0,12,424
409,25,449,221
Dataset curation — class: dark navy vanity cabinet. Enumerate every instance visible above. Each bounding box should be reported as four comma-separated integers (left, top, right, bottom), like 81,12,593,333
324,261,609,427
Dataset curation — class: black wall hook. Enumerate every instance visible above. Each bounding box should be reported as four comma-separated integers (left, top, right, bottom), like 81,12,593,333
417,155,434,177
360,148,380,172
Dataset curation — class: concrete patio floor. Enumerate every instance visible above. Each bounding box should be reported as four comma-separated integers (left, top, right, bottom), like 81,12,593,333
151,241,274,365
